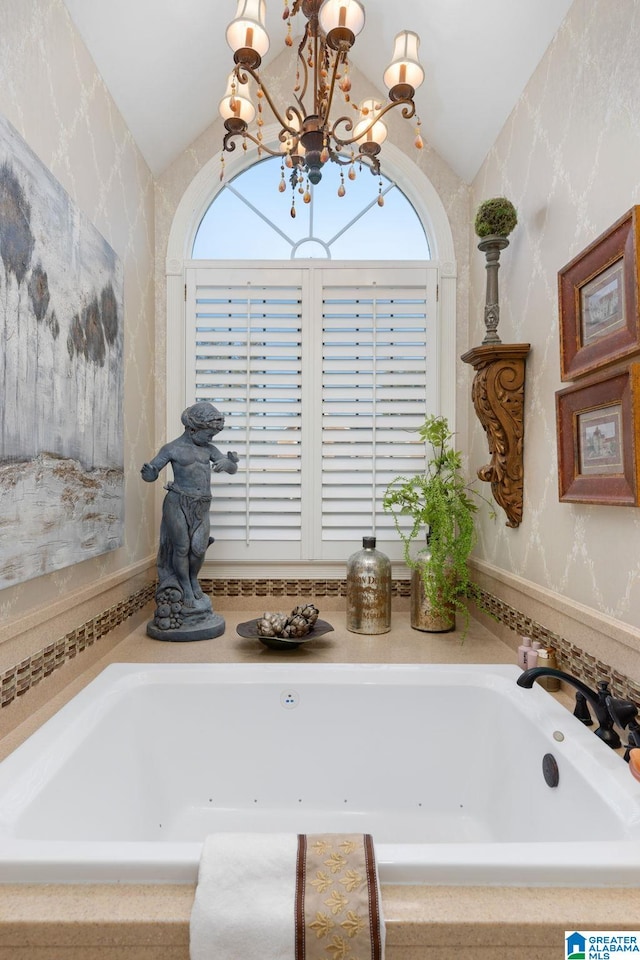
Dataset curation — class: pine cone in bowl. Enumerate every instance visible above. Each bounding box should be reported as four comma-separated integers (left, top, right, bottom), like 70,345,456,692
256,612,288,637
282,614,311,638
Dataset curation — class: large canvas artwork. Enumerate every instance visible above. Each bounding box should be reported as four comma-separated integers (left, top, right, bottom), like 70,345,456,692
0,115,124,589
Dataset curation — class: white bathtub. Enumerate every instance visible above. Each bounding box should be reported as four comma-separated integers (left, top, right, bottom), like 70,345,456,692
0,661,638,885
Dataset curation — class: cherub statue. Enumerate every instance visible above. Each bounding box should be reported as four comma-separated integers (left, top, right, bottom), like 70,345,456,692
141,402,238,639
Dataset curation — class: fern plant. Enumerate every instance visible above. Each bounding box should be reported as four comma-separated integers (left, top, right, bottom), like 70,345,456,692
382,415,492,630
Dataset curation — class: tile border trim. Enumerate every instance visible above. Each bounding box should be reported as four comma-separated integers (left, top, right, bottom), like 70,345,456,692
205,578,412,599
0,583,155,709
1,578,639,710
472,587,640,705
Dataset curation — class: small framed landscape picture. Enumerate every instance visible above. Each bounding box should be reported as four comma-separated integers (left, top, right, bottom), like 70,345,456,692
556,365,640,505
558,206,640,381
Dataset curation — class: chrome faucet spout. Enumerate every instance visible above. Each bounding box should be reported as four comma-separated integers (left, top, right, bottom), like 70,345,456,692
517,667,621,749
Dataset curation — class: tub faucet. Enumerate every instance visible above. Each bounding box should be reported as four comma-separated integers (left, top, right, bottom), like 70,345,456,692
517,667,621,749
606,697,640,762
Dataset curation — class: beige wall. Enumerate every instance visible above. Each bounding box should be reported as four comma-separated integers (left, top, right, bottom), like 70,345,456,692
0,0,157,669
469,0,640,647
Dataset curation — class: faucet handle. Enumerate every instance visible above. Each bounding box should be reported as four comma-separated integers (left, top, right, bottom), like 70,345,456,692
606,696,639,730
574,691,593,725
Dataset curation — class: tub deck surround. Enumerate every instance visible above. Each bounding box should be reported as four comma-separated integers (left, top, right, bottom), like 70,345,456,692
0,605,638,959
2,884,640,960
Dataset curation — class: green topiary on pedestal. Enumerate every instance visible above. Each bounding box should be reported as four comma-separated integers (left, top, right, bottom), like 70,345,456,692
474,197,518,238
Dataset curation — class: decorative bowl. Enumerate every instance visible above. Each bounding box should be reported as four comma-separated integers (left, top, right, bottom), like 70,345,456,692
236,618,334,650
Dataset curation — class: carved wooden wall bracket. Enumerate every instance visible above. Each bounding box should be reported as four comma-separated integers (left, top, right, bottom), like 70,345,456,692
460,343,531,528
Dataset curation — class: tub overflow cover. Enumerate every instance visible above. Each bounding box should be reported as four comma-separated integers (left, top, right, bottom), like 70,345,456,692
542,752,559,788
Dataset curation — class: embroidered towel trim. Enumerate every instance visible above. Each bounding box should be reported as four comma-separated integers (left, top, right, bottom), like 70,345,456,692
295,834,384,960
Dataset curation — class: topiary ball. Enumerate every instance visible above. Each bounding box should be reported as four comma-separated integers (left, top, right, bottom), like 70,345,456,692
474,197,518,238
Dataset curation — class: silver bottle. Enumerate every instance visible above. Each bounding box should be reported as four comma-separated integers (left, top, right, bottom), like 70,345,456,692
346,536,392,634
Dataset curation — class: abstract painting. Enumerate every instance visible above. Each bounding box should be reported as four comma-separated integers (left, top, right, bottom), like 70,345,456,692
0,114,124,589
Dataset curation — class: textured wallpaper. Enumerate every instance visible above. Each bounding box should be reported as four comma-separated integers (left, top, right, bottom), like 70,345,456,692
469,0,640,631
0,0,156,635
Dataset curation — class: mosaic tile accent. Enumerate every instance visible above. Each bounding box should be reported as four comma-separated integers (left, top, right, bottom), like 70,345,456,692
203,578,412,599
0,583,155,709
472,588,640,706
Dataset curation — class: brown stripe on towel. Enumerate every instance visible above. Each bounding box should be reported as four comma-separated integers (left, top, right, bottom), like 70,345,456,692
296,834,307,960
364,834,383,960
295,834,383,960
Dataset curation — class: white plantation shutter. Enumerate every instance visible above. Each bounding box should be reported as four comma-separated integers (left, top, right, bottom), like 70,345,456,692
185,263,437,564
186,268,306,560
319,269,436,560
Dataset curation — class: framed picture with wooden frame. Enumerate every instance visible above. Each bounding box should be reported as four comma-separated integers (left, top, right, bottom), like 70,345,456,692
556,364,640,505
558,206,640,381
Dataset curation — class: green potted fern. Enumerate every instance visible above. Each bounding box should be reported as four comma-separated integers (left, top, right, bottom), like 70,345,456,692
383,415,491,633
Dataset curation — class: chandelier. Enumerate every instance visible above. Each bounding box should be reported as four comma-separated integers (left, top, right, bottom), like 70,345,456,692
219,0,425,215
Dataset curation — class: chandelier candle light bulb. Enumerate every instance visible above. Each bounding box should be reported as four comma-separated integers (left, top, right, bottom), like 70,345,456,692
353,98,388,151
383,31,424,97
226,0,270,67
220,0,424,209
319,0,365,48
218,72,256,126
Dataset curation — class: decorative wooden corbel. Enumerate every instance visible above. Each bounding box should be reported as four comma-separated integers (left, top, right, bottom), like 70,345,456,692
460,343,530,528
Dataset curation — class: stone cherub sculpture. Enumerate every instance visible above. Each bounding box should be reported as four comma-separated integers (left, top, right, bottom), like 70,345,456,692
141,402,238,641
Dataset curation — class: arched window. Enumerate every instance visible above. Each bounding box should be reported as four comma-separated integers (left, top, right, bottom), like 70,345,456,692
193,156,431,261
167,148,456,577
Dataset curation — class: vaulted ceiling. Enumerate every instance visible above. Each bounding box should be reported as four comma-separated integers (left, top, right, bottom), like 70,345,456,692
63,0,573,182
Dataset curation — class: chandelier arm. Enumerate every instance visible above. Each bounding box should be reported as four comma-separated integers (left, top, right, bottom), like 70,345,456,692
222,128,287,158
326,150,362,167
222,129,241,152
329,112,355,146
332,97,416,147
322,43,348,135
284,105,305,136
237,64,301,138
312,25,321,115
324,144,380,174
294,22,312,115
396,102,417,121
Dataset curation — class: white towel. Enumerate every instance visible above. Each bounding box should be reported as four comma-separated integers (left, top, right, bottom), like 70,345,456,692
190,833,298,960
190,833,385,960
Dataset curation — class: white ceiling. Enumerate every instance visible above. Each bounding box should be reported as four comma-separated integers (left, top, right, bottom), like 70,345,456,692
62,0,573,183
